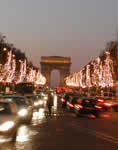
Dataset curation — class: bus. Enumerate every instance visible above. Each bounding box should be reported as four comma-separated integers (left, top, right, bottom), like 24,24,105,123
15,82,34,95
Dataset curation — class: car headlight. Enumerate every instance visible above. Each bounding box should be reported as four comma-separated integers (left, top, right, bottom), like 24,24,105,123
18,109,28,117
34,102,39,106
39,100,43,105
41,93,45,96
0,121,15,131
44,101,47,104
51,93,54,96
44,96,48,100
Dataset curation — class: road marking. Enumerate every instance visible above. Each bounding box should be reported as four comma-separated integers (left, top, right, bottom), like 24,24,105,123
69,122,118,145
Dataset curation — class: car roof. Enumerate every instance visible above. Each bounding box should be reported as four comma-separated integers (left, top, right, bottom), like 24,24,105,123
0,100,13,103
26,95,33,97
72,96,83,99
82,97,95,101
2,95,24,98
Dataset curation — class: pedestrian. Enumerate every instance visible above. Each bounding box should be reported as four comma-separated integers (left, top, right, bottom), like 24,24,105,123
47,92,53,115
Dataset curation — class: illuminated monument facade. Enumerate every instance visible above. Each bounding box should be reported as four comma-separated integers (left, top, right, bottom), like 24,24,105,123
40,56,71,86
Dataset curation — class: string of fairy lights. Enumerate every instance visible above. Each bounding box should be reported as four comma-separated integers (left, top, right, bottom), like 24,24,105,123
0,48,46,86
65,51,114,89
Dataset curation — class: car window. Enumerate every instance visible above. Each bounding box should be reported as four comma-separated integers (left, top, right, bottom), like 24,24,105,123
82,99,90,106
65,95,70,100
3,97,26,106
37,96,42,99
26,96,32,99
0,103,11,113
72,97,78,104
104,93,108,97
109,93,112,97
82,99,95,107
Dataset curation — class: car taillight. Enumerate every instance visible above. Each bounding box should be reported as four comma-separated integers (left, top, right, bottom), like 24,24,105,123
104,102,111,107
95,105,102,109
75,104,83,109
97,99,104,103
78,104,83,109
69,103,74,108
61,99,65,102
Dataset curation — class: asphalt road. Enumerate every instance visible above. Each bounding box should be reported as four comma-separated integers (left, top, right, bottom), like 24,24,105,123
0,96,118,150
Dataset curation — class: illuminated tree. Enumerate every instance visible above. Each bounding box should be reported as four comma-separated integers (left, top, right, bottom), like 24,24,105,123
102,51,114,87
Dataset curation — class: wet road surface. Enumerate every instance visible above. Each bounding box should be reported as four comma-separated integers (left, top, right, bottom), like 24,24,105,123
1,95,118,150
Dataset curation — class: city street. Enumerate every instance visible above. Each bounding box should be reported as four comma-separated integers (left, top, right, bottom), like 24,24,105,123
1,1,118,150
0,95,118,150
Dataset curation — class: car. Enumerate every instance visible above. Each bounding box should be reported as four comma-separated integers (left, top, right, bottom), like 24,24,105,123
61,93,74,108
25,95,40,110
94,97,112,112
33,95,47,109
74,97,111,118
0,95,33,123
66,96,82,112
39,92,48,102
0,101,19,142
25,95,35,109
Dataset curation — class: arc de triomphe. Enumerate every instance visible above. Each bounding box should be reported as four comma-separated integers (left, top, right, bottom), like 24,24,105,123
40,56,71,86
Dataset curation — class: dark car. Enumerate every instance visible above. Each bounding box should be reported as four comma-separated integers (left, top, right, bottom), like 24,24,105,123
61,93,75,108
94,97,112,111
111,97,118,111
66,96,82,112
33,95,47,109
25,96,34,108
74,97,110,118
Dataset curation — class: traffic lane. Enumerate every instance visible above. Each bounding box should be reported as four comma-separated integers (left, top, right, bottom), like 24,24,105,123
65,121,118,150
16,110,118,150
66,110,118,140
0,119,117,150
16,115,118,150
30,114,118,150
0,108,118,150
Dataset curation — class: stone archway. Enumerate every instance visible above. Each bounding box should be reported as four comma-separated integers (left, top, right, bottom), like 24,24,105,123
40,56,71,86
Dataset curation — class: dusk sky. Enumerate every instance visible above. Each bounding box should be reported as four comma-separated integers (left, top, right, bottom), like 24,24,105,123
0,0,118,74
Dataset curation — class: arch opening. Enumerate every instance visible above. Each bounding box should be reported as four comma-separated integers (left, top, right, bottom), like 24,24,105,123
50,69,60,88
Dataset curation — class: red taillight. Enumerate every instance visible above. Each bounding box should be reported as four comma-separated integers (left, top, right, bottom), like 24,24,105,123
61,99,65,102
69,103,74,108
63,99,66,102
75,104,83,109
97,99,104,103
95,105,102,109
104,102,111,107
77,104,83,109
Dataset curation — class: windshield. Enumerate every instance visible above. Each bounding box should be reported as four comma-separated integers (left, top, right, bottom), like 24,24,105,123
82,99,96,107
0,102,11,114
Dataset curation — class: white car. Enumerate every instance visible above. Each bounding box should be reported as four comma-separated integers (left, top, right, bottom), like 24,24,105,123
1,96,33,124
0,101,19,142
